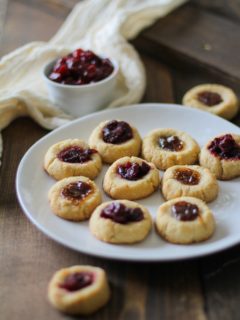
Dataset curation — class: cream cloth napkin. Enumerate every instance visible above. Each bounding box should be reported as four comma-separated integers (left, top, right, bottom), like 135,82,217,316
0,0,187,162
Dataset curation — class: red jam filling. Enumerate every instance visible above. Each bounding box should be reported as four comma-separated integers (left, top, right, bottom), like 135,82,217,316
100,202,144,224
59,272,94,292
62,181,92,200
102,120,133,144
171,201,199,221
198,91,223,106
57,146,97,163
117,161,150,181
208,134,240,160
48,48,114,85
174,168,200,185
159,136,183,151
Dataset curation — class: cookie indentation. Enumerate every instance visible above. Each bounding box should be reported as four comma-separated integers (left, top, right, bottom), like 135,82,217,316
58,146,97,163
171,201,199,221
117,161,150,181
208,134,240,160
174,168,200,185
62,181,92,200
59,272,94,292
198,91,223,106
158,136,183,152
100,202,144,224
102,120,133,144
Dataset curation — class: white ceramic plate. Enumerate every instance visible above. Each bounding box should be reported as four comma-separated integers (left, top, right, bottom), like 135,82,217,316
16,104,240,261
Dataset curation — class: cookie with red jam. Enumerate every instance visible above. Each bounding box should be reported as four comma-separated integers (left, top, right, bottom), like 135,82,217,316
182,84,239,120
88,120,141,164
89,200,152,244
199,133,240,180
48,265,110,315
44,139,102,180
142,128,200,170
103,156,160,200
48,176,101,221
162,165,218,203
155,196,215,244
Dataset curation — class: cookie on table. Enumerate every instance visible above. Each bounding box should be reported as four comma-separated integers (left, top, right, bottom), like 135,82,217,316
48,265,110,315
162,165,218,203
182,84,239,120
142,128,200,170
103,156,160,200
155,196,215,244
89,200,152,244
199,133,240,180
48,176,101,221
44,139,102,180
88,120,141,164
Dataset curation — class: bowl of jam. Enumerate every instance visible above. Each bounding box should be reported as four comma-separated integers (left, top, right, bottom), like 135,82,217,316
43,48,118,117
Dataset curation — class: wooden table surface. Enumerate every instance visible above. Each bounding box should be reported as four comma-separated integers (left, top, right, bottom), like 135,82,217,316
1,1,240,319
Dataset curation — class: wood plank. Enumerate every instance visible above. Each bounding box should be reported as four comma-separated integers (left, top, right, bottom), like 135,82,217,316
133,4,240,85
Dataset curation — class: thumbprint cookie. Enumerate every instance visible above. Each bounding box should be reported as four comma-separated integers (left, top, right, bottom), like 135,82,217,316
48,265,110,315
182,84,239,120
44,139,102,180
155,197,215,244
48,176,101,221
88,120,141,164
103,156,160,200
142,128,200,170
199,133,240,180
162,165,218,202
89,200,152,244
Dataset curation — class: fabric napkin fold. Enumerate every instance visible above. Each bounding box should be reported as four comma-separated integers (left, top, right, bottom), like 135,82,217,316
0,0,187,163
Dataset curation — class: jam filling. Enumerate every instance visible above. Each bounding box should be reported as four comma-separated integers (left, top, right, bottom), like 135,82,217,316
117,161,150,181
171,201,199,221
158,136,183,152
102,120,133,144
208,134,240,160
57,146,97,163
197,91,223,106
48,48,114,85
59,272,94,292
174,168,200,185
100,202,144,224
62,181,92,200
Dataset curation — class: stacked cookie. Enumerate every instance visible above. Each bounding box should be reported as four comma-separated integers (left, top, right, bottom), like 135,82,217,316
44,120,240,247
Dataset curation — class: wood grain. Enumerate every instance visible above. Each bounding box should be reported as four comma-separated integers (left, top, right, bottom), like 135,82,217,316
134,4,240,85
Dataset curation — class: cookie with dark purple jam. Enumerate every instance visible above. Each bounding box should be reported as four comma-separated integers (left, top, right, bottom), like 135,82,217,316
89,120,141,164
48,265,110,315
89,200,152,244
183,84,238,120
103,156,160,200
156,197,215,244
44,139,102,180
200,133,240,180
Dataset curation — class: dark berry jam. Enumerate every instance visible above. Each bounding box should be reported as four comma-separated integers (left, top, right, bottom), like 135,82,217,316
174,168,200,185
198,91,223,106
171,201,199,221
48,48,114,85
101,202,144,224
159,136,183,152
117,161,150,181
102,120,133,144
62,181,92,200
57,146,97,163
208,134,240,160
59,272,94,292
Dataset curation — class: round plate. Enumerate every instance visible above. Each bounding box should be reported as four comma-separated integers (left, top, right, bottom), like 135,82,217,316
16,104,240,261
